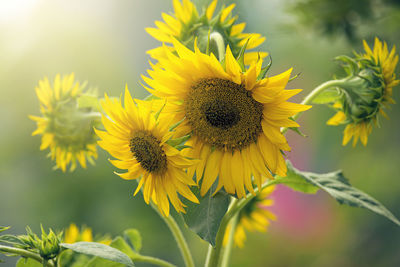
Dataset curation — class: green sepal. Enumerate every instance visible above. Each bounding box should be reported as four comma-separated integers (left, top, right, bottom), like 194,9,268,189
154,100,166,121
169,118,185,132
335,55,359,75
166,135,191,148
236,38,250,72
288,72,301,82
257,55,272,80
0,226,10,233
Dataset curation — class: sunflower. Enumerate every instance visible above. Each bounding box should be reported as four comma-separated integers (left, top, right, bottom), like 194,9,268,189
146,0,267,65
95,87,199,217
29,73,99,172
223,186,276,248
327,37,399,146
64,223,111,245
142,40,310,198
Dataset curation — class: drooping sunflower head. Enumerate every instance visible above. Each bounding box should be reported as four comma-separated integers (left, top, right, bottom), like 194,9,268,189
223,186,276,248
95,86,199,217
64,223,111,245
146,0,267,64
30,73,100,172
143,40,311,198
327,37,399,146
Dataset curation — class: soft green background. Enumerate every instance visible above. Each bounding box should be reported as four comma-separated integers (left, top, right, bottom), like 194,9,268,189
1,0,400,266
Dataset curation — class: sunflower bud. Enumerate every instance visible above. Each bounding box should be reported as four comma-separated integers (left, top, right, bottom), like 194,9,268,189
326,38,399,146
146,0,267,64
18,226,62,261
30,73,101,171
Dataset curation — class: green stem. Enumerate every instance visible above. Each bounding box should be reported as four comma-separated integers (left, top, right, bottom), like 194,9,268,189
220,214,238,267
150,202,195,267
0,244,54,267
204,199,238,267
282,79,345,134
210,32,226,61
205,181,276,267
134,255,177,267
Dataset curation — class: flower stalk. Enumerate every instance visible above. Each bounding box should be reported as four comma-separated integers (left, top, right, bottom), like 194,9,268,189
150,202,195,267
205,180,276,267
0,244,55,267
282,79,345,134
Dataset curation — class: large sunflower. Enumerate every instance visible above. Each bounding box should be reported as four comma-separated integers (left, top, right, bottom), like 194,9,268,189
95,87,199,217
30,73,99,172
327,37,399,146
146,0,267,65
223,186,276,248
142,40,310,198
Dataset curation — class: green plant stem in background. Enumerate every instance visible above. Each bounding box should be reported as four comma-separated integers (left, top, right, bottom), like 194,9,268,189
135,255,177,267
282,79,344,134
0,244,54,267
150,202,195,267
220,214,238,267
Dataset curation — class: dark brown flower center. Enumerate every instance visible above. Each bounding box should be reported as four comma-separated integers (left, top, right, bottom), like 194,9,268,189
184,78,263,151
130,131,167,174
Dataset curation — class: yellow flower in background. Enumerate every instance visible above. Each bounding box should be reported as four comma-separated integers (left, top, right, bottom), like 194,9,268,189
146,0,267,65
64,223,111,245
224,186,276,248
95,86,199,217
327,37,399,146
30,73,100,172
142,40,310,198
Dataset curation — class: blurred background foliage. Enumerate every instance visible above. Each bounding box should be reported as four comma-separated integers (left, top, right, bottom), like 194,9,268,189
1,0,399,266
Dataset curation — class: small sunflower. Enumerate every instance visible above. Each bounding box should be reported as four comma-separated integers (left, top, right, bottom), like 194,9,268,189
327,37,399,146
30,73,99,172
64,223,111,245
142,40,310,198
223,186,276,248
146,0,267,64
95,87,199,217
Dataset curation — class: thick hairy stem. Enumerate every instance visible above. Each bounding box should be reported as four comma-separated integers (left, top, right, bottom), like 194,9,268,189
282,79,345,134
150,202,195,267
205,181,276,267
0,245,54,267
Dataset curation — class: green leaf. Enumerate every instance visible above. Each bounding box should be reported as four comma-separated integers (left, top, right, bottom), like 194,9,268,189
60,242,134,267
85,236,141,267
123,229,142,252
0,235,26,246
286,161,400,226
16,258,42,267
275,162,319,194
77,95,101,111
182,179,231,246
312,88,341,104
0,226,10,233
